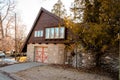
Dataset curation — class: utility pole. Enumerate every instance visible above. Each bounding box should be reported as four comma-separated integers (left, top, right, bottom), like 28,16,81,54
0,13,4,39
15,13,17,60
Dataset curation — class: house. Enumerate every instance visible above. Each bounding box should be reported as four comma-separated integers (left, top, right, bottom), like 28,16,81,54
21,7,73,64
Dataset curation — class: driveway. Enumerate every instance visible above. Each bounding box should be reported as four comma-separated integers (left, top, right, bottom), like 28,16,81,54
0,71,14,80
15,65,113,80
0,62,45,80
0,62,113,80
0,62,45,73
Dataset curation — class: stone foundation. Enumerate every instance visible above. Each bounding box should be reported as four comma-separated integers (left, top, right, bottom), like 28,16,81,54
27,43,65,64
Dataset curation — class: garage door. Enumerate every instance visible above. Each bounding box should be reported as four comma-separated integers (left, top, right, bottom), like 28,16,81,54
35,46,48,63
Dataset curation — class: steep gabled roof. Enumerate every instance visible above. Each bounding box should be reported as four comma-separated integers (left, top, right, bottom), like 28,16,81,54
21,7,64,52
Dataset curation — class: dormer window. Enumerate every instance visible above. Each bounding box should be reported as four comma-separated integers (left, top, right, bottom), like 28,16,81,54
45,27,65,39
34,30,43,37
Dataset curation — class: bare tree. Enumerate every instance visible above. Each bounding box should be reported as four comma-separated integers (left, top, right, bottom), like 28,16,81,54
1,15,26,53
16,24,26,53
0,0,15,50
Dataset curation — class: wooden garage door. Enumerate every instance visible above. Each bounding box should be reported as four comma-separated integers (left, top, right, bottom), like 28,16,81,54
35,46,48,63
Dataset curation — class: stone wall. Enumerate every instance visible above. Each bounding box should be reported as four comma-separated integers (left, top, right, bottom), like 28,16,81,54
72,51,119,73
100,52,119,73
72,52,96,68
27,43,65,64
27,43,35,61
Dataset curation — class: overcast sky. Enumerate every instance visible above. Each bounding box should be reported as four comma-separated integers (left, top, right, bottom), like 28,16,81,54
15,0,74,33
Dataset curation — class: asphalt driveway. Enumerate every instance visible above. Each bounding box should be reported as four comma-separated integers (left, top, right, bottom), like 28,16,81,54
0,62,45,73
0,71,14,80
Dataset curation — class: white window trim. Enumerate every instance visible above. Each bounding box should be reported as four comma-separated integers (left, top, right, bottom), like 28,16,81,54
34,30,43,37
45,27,65,39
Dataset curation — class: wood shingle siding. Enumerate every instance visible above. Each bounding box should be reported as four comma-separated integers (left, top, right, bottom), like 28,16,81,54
21,7,69,52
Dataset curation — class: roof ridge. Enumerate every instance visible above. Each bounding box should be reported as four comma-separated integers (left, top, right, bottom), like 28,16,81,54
41,7,63,21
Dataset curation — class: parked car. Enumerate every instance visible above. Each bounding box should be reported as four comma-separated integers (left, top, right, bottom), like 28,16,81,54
1,58,17,64
0,51,17,64
0,51,5,58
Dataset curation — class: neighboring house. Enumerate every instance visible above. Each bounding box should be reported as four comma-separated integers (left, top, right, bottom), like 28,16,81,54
21,7,71,64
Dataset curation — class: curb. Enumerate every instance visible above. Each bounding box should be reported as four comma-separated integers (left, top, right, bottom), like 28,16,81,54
0,70,24,80
9,74,25,80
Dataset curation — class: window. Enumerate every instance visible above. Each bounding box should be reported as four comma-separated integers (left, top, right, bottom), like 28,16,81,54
37,31,41,37
45,28,50,39
34,30,43,37
40,30,43,37
59,27,65,38
45,27,65,39
34,31,38,37
54,28,59,38
50,28,54,39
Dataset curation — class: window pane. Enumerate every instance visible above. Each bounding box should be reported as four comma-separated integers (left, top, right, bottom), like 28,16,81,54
40,30,43,37
50,28,54,39
34,31,38,37
45,28,50,39
54,27,59,38
37,31,41,37
59,27,65,38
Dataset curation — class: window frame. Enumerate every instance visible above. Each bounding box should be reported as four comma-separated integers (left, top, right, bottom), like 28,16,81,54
34,30,43,37
45,27,65,39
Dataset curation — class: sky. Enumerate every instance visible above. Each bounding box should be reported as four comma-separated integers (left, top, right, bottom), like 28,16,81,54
16,0,74,33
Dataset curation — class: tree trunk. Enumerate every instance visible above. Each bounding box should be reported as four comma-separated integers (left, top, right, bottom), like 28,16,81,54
95,52,104,66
